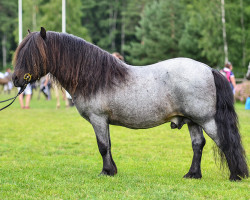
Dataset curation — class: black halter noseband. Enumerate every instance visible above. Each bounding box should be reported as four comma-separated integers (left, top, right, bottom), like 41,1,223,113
0,73,32,111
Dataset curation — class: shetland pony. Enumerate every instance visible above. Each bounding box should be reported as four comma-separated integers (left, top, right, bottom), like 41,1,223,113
12,28,248,181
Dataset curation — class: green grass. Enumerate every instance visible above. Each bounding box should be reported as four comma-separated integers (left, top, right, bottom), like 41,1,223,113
0,90,249,199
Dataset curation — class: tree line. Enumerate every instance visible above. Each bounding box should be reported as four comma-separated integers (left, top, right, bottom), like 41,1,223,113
0,0,249,77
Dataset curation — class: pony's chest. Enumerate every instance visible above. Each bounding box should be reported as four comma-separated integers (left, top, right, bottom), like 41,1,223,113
74,95,108,121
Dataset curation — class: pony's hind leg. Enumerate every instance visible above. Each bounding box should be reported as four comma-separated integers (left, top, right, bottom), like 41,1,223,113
202,118,249,181
90,114,117,176
184,122,206,179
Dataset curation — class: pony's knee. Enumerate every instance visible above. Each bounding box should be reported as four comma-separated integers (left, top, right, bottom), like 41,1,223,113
97,140,109,156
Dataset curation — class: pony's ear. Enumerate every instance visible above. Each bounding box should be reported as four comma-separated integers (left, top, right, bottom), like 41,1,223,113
40,27,46,39
28,29,31,34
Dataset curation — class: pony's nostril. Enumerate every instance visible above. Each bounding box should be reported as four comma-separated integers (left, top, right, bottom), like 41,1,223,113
14,76,19,83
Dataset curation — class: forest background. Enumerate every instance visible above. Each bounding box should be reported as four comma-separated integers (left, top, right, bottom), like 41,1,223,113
0,0,250,77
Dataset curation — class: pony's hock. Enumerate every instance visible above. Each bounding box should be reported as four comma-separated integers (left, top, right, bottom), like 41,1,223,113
12,27,249,181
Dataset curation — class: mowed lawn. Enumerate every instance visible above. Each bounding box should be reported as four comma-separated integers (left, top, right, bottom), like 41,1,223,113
0,90,249,199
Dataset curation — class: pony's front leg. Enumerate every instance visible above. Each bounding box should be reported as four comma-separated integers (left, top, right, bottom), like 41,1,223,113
90,114,117,176
184,122,206,179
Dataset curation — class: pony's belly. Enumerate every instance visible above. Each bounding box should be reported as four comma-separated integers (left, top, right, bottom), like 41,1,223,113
107,85,177,128
107,109,178,129
109,117,167,129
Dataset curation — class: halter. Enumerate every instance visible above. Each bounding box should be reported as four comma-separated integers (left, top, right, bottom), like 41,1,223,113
24,73,32,83
0,73,32,111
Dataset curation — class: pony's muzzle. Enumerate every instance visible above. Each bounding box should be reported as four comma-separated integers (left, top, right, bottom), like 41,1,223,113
12,74,19,87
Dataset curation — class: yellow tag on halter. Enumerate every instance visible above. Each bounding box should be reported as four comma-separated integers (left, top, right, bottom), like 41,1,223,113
24,73,32,83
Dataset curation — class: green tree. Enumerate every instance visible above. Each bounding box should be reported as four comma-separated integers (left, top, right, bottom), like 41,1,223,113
40,0,90,40
0,0,17,70
226,0,250,73
179,0,224,68
126,0,185,65
81,0,119,51
2,0,250,76
196,0,224,67
179,3,206,63
244,0,250,70
13,0,91,43
121,0,151,56
81,0,151,55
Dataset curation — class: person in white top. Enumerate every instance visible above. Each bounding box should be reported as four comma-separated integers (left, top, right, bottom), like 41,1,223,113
18,84,32,109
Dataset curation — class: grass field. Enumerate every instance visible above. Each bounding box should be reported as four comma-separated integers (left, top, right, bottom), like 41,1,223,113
0,90,249,199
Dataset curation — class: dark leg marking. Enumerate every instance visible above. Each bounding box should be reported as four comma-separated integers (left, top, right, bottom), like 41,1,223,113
184,122,206,179
90,115,117,176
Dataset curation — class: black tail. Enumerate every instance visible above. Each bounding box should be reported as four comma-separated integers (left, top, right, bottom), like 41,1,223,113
212,69,249,181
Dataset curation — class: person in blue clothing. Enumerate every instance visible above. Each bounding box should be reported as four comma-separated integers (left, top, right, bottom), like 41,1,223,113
221,62,236,94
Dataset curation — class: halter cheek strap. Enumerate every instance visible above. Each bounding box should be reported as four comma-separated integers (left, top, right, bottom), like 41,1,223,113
0,73,32,111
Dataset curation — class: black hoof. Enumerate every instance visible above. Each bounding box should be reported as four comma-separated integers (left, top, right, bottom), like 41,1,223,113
99,170,116,176
183,172,202,179
99,166,117,176
229,174,242,181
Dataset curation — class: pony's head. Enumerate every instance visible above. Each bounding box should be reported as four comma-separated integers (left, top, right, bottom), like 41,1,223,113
12,27,48,87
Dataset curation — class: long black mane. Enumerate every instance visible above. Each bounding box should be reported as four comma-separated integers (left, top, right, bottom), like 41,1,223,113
46,32,129,98
14,31,129,98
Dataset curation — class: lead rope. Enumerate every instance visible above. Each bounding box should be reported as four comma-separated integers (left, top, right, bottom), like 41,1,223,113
0,73,32,111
